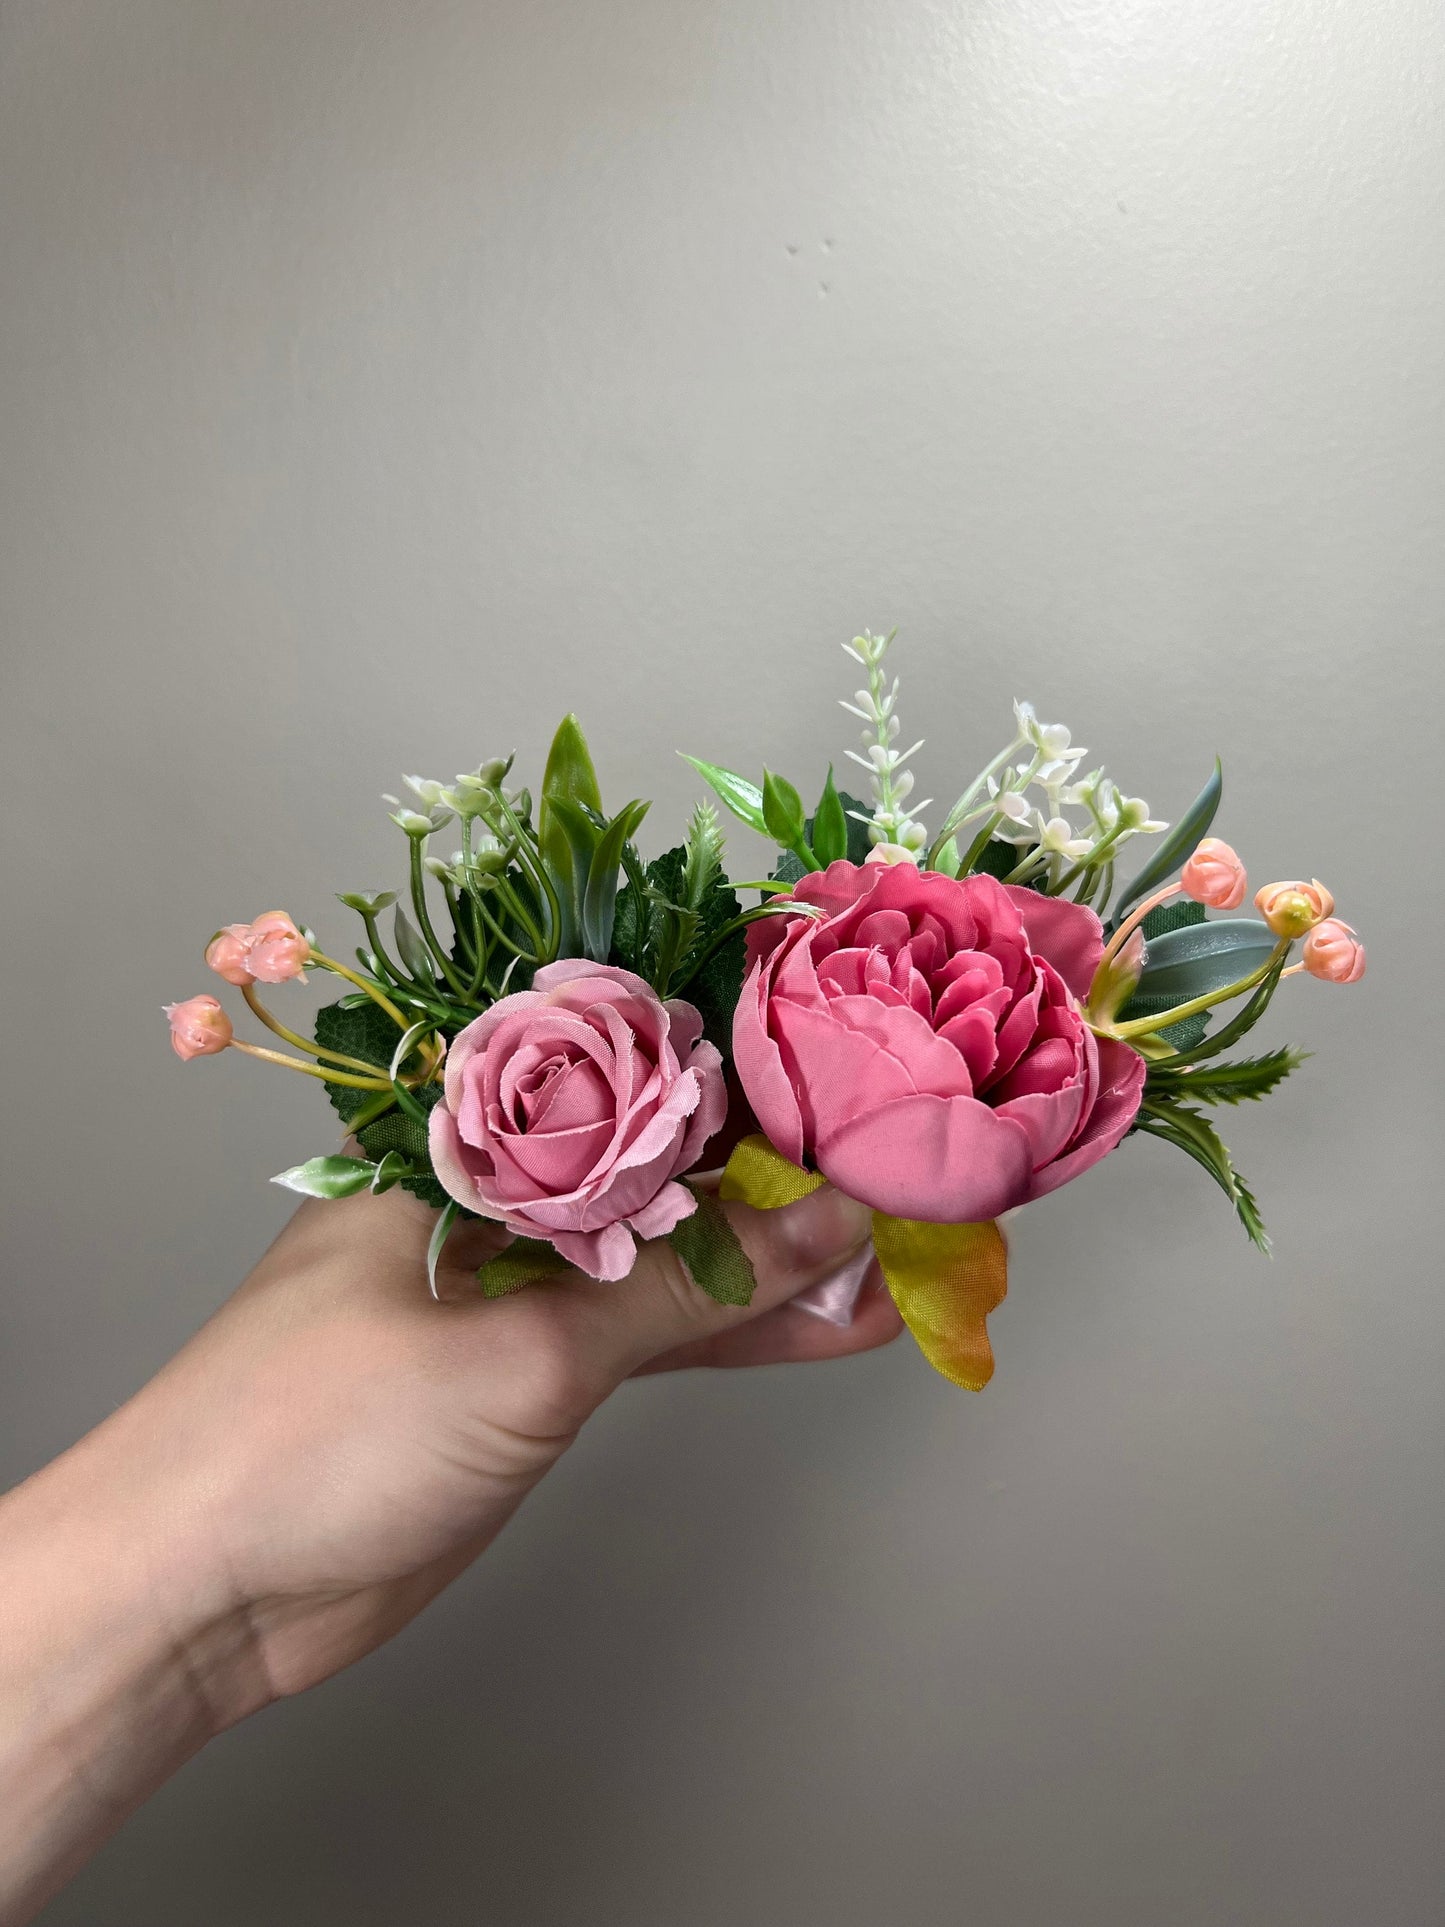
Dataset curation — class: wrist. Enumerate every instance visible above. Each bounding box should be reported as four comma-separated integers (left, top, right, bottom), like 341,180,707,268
0,1409,268,1920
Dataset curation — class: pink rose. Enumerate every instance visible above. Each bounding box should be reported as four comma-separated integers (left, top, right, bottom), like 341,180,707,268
733,861,1145,1222
429,960,728,1280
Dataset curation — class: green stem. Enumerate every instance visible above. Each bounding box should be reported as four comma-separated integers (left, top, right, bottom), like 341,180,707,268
240,984,379,1074
1051,820,1128,896
1107,940,1291,1041
409,840,471,998
957,809,1007,876
308,952,413,1030
230,1041,391,1090
358,914,410,992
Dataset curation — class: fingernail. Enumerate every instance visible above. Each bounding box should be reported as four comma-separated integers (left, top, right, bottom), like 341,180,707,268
775,1183,873,1269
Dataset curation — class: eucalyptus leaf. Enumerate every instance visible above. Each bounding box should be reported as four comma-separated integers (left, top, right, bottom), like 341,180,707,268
271,1155,377,1200
1127,917,1276,1006
678,755,769,834
1110,757,1222,926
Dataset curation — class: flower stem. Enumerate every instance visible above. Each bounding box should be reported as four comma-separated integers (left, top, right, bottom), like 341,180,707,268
308,952,412,1029
408,840,471,998
1106,939,1292,1040
240,984,380,1074
230,1040,391,1089
1097,882,1182,974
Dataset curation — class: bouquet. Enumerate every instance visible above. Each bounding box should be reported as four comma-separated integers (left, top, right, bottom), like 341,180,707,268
165,631,1364,1388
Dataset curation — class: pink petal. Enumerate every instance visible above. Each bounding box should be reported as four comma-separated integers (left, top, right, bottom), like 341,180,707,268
626,1179,698,1241
816,1092,1035,1222
549,1219,638,1281
1002,887,1104,1001
1026,1035,1146,1198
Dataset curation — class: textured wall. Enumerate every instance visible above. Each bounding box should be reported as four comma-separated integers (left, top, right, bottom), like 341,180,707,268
2,2,1441,1921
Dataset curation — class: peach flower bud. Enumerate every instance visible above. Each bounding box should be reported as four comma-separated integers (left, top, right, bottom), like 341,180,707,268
1301,918,1366,983
1180,837,1248,910
205,923,256,986
165,995,233,1060
1254,878,1335,939
243,911,310,984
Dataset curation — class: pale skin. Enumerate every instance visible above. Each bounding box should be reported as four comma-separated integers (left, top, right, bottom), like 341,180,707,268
0,1180,897,1925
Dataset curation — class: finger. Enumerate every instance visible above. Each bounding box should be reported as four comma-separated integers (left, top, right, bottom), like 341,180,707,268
633,1262,904,1372
546,1184,874,1384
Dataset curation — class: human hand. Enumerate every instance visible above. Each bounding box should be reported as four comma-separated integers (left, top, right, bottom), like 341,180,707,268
0,1181,897,1920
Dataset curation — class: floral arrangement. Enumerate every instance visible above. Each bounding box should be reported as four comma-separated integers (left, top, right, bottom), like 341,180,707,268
165,632,1365,1388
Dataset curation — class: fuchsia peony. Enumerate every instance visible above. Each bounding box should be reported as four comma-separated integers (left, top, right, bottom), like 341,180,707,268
429,960,728,1280
733,860,1145,1223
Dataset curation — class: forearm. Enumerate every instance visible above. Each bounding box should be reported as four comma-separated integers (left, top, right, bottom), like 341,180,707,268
0,1424,254,1926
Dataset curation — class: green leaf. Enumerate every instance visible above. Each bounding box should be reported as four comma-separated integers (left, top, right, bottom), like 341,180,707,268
1155,952,1289,1068
679,755,769,834
1147,1046,1309,1107
1135,1099,1271,1253
1110,757,1222,925
1141,898,1206,940
971,837,1035,883
761,769,806,847
476,1235,566,1298
271,1155,376,1200
812,766,848,865
393,905,436,983
667,1187,757,1305
315,999,418,1124
354,1085,449,1206
681,801,725,910
539,715,604,954
581,797,650,961
427,1200,461,1297
1117,996,1212,1051
370,1150,413,1193
1124,917,1276,1006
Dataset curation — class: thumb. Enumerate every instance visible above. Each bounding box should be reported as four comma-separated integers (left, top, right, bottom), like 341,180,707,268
551,1183,874,1386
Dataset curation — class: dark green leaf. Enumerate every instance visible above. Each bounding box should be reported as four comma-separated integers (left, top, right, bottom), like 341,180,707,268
477,1235,566,1298
315,999,418,1124
667,1187,757,1305
812,766,848,865
970,837,1024,881
1110,757,1222,925
678,755,769,834
1147,1046,1309,1106
1141,898,1206,940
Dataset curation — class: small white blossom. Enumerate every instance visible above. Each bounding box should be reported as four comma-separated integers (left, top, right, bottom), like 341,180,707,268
1116,794,1168,834
1036,813,1095,859
403,775,451,810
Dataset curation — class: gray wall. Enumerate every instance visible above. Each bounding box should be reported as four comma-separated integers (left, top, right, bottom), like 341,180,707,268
3,2,1441,1922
